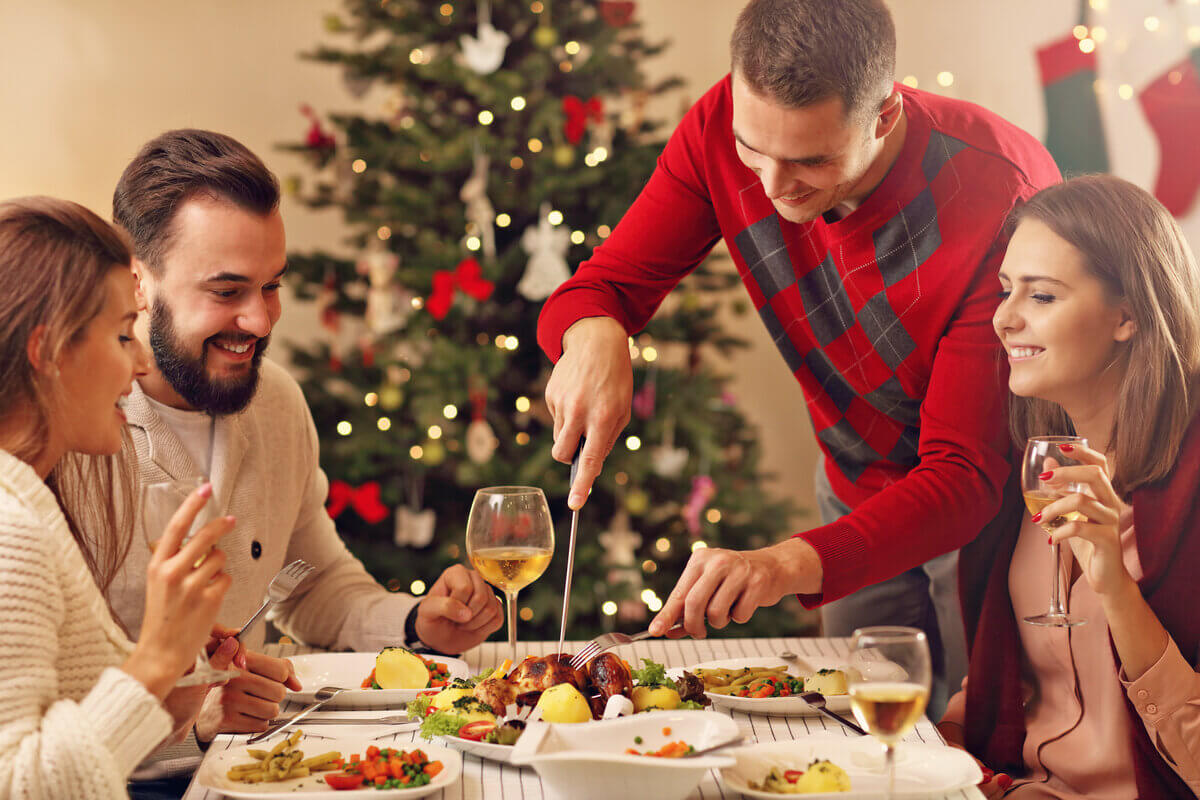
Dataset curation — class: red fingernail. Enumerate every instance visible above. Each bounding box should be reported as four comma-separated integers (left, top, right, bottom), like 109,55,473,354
1059,444,1074,452
1048,536,1053,545
997,774,1013,790
1031,512,1042,523
1039,470,1054,480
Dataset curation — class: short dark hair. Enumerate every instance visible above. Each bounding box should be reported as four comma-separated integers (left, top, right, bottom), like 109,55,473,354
730,0,897,120
112,129,279,273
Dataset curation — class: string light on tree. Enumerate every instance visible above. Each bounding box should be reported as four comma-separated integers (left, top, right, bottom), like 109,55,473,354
515,396,531,412
377,417,392,431
496,213,511,227
352,159,367,173
411,580,426,594
570,230,585,244
691,541,708,552
511,96,526,110
478,110,494,125
410,445,424,459
937,71,954,87
902,75,918,88
337,421,353,436
1144,16,1160,32
364,392,379,407
547,209,563,225
601,601,618,616
626,435,642,451
428,425,443,439
443,404,458,419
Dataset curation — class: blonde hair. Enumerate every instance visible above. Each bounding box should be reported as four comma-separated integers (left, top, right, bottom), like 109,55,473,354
1008,175,1200,495
0,197,138,596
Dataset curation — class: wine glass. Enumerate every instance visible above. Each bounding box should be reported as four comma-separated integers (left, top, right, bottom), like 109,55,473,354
140,477,241,687
848,627,932,800
1022,436,1089,628
466,487,555,662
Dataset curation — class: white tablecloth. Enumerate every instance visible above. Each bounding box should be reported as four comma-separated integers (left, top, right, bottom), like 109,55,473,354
182,636,983,799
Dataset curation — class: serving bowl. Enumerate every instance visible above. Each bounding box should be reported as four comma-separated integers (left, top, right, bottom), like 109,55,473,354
510,710,738,800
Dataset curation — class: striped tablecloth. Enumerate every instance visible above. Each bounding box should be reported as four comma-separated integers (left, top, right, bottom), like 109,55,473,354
183,637,983,800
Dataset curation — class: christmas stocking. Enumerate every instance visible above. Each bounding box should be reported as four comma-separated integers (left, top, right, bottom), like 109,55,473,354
1139,49,1200,217
1036,30,1109,176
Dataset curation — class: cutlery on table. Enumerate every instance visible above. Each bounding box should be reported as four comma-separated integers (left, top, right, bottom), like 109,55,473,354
779,649,817,675
799,690,868,736
247,685,343,744
682,735,744,758
568,623,688,669
235,559,316,645
264,714,417,726
556,439,584,658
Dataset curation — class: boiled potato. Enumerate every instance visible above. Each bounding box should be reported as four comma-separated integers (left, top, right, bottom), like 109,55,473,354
375,647,429,689
430,687,474,711
535,683,592,723
803,668,848,696
793,760,851,792
631,685,681,712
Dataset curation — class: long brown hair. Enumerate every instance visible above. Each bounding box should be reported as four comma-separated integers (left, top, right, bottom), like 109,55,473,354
0,197,138,595
1008,175,1200,495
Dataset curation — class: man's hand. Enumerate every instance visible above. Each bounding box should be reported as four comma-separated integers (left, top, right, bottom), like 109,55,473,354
415,564,504,655
648,538,823,638
195,649,301,741
544,316,632,509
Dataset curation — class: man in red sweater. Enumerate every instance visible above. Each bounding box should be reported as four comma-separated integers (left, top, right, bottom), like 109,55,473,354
537,0,1059,713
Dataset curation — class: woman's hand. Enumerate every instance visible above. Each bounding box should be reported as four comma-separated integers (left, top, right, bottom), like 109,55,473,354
1036,444,1134,598
159,633,242,743
122,483,235,699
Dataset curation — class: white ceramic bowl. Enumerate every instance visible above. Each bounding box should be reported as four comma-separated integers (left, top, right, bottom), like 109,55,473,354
510,710,738,800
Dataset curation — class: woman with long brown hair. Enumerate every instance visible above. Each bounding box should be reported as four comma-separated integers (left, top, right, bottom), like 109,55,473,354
0,197,235,798
941,174,1200,798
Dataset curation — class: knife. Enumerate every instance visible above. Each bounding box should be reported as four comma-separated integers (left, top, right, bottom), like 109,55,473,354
247,686,342,744
264,714,417,726
556,438,584,658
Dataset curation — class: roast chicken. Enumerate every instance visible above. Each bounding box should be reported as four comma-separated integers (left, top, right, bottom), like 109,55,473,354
472,652,632,717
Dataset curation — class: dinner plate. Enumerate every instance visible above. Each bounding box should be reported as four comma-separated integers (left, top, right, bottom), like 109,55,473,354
434,733,518,764
194,735,462,798
672,656,853,717
286,652,471,709
719,736,982,798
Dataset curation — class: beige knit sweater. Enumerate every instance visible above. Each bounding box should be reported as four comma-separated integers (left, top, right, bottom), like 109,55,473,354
0,449,171,799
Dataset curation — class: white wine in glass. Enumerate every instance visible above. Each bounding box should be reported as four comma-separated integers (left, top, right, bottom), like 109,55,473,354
466,487,554,662
1022,435,1089,628
140,478,240,687
848,626,931,800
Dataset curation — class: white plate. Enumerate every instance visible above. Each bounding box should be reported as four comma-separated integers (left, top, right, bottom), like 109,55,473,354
434,733,517,763
674,656,852,717
287,652,470,709
194,735,462,798
720,736,982,798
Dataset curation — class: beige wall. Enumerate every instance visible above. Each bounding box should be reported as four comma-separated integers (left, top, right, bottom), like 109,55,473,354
4,0,1197,530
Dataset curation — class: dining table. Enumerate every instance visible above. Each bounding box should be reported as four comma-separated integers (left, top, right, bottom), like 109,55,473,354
182,636,985,800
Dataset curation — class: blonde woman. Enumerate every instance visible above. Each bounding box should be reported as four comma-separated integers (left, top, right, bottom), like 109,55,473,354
0,197,234,798
942,175,1200,799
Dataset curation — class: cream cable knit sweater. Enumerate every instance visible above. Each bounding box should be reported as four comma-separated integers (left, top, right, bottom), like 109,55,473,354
0,449,171,799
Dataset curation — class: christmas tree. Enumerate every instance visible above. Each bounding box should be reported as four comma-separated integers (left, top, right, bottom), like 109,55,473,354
282,0,808,640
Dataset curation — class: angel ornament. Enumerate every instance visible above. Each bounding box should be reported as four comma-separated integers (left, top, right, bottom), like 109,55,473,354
460,149,496,259
460,0,510,75
360,247,411,336
518,203,572,301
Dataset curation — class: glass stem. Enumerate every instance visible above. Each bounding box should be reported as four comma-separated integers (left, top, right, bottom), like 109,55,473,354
885,743,896,800
1048,541,1065,616
505,589,518,663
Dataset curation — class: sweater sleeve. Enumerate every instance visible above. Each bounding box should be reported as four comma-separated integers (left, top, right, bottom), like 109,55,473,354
537,96,723,361
1119,637,1200,793
266,398,420,652
0,520,171,800
794,224,1015,604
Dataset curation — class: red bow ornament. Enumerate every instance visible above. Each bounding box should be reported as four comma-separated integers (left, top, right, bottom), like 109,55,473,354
427,258,494,320
326,480,389,524
599,1,635,27
562,96,604,145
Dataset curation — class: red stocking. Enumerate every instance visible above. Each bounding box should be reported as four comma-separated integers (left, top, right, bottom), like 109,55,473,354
1139,53,1200,216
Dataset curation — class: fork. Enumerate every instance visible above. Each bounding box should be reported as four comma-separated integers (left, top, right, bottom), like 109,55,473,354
568,623,687,669
234,559,316,644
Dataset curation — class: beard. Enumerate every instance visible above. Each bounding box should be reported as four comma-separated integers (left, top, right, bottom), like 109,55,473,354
148,299,268,415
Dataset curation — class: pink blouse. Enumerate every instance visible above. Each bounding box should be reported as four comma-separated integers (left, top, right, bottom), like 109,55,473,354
944,507,1200,798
